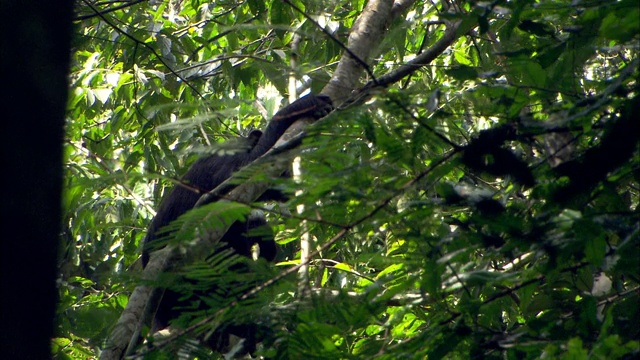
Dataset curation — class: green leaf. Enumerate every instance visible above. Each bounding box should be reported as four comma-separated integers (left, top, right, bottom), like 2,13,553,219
247,0,266,15
445,65,478,81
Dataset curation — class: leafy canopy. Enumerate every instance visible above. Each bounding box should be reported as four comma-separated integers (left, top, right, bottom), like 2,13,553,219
58,0,639,359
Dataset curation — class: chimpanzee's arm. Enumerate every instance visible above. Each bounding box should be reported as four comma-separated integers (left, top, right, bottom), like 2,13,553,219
247,94,332,157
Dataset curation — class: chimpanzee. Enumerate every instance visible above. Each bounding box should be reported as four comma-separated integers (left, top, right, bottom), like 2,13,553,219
141,94,332,343
141,129,271,268
141,94,332,267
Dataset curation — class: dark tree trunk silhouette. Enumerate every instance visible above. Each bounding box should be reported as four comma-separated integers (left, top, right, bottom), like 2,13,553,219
0,1,73,358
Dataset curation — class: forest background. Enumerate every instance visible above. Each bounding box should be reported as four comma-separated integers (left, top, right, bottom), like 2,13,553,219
2,0,638,359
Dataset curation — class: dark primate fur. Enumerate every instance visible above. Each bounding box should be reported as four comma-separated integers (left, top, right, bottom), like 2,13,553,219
141,94,332,349
142,94,332,267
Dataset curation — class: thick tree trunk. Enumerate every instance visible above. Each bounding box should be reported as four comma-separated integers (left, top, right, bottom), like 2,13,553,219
0,1,73,358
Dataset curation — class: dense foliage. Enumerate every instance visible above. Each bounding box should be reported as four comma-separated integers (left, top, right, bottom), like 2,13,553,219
58,0,638,359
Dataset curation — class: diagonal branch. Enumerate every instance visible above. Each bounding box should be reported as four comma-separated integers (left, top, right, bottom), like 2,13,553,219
102,1,464,358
